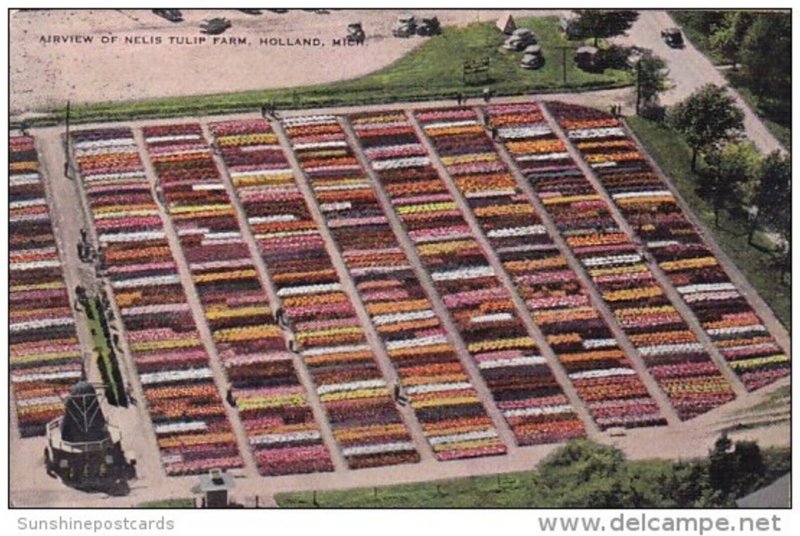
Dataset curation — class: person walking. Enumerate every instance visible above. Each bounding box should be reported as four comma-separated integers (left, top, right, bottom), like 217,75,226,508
482,87,492,104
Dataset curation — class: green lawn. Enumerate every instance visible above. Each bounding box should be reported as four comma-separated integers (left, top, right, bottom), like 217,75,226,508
626,117,790,330
24,17,631,126
138,498,195,508
85,298,125,405
724,72,791,150
275,441,791,508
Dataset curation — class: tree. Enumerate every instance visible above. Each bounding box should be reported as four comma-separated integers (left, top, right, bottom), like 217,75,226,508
669,84,744,170
773,202,791,284
748,151,790,244
708,433,735,496
672,10,724,36
703,141,760,227
709,11,752,69
636,52,669,113
732,441,765,497
740,13,791,103
572,10,639,46
537,440,638,507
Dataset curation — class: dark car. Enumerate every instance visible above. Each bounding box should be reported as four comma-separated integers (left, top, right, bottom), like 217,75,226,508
152,9,183,23
347,22,366,43
200,17,232,35
661,27,684,48
416,16,441,36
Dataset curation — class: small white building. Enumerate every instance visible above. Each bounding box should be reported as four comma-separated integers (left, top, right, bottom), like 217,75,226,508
496,13,517,35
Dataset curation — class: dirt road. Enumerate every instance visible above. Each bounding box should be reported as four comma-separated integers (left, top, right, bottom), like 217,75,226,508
613,10,785,154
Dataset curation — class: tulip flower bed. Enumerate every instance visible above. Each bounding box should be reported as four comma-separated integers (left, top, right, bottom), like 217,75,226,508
416,106,665,430
281,115,506,460
546,101,789,392
348,110,586,446
142,123,334,476
208,118,419,469
70,127,242,475
485,103,736,420
9,136,83,438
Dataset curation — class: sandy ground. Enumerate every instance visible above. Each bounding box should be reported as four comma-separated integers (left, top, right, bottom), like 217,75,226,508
10,8,561,113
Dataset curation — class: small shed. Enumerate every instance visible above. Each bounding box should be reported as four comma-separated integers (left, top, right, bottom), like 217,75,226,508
575,45,599,71
193,468,235,508
496,12,517,35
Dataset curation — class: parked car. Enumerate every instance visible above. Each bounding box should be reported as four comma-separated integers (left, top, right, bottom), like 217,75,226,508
200,17,232,35
502,28,536,51
661,27,684,48
520,44,544,70
347,21,366,43
416,16,441,36
152,9,183,23
392,13,417,37
559,15,582,38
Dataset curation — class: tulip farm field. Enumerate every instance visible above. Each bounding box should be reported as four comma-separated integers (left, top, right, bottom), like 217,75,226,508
9,99,790,507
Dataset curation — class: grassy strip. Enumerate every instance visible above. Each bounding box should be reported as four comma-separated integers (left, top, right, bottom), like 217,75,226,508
724,73,791,150
738,385,791,415
626,117,790,330
86,298,126,406
275,443,791,508
18,17,631,127
138,498,194,508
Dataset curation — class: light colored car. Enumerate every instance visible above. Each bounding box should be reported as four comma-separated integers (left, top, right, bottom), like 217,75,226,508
502,27,536,51
520,53,544,70
392,13,417,37
520,44,544,69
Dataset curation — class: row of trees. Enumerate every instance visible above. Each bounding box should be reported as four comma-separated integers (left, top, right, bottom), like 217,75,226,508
678,11,790,105
669,84,791,281
555,11,789,280
531,436,788,507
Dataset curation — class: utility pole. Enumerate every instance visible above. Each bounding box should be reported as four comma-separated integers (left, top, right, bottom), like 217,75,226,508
635,60,642,115
556,45,572,85
64,100,74,180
